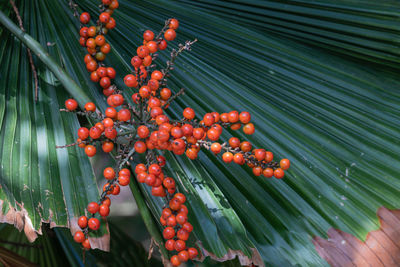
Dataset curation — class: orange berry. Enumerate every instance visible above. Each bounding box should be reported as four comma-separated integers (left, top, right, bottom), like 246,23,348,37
89,126,102,139
82,239,91,250
228,111,239,123
100,77,111,88
124,74,138,87
151,70,163,81
99,12,111,24
142,55,152,66
229,137,240,148
263,168,274,178
137,45,150,58
80,12,90,24
170,255,180,266
182,222,193,232
233,153,245,165
174,193,186,204
95,35,106,46
135,163,147,174
207,128,220,141
88,217,100,230
163,227,175,239
169,18,179,30
222,152,233,163
265,151,273,162
280,159,290,170
252,166,263,176
99,204,110,216
78,216,88,229
188,247,198,259
158,39,167,50
165,239,175,251
174,240,186,252
87,202,99,214
134,141,147,153
240,141,252,152
74,231,85,243
185,148,198,160
109,0,119,9
160,88,171,100
65,99,78,111
143,30,154,41
176,213,187,225
118,175,130,186
254,149,266,161
85,145,97,157
169,198,181,211
239,111,251,124
102,140,115,153
105,17,116,29
102,197,111,206
178,250,189,262
164,29,176,41
100,43,111,54
117,109,131,121
243,123,255,135
146,41,158,53
274,168,285,179
77,127,90,140
103,167,115,180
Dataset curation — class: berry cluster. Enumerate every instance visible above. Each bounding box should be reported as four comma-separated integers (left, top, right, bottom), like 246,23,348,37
61,1,290,265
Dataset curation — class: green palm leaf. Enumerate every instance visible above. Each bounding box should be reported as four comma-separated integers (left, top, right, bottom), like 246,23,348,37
0,2,107,246
1,0,399,266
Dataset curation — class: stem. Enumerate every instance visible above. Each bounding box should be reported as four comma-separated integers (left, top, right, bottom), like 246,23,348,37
0,9,91,107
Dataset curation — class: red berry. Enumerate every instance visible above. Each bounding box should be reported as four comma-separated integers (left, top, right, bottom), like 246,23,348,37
87,202,99,214
90,126,102,139
158,39,167,50
65,99,78,111
80,12,90,24
163,227,175,239
103,167,115,180
99,12,111,24
165,239,175,251
169,19,179,30
99,204,110,216
85,145,97,157
118,175,130,186
137,45,150,58
243,123,255,135
117,109,131,122
124,74,138,87
74,231,85,243
177,229,189,241
178,250,189,262
77,127,89,140
183,107,195,120
78,216,88,229
82,239,91,250
88,217,100,230
239,111,251,124
174,240,186,252
170,255,180,266
274,168,285,179
280,159,290,170
188,247,198,259
164,29,176,41
131,56,142,68
174,193,186,204
143,30,154,41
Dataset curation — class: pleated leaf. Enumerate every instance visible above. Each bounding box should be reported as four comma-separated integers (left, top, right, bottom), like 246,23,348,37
0,2,107,246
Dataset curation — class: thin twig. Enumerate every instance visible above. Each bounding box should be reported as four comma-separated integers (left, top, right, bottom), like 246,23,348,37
148,238,154,260
163,88,185,109
10,0,39,102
